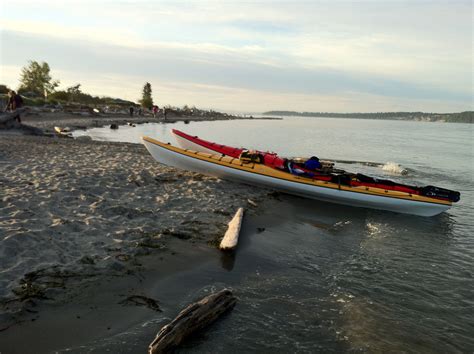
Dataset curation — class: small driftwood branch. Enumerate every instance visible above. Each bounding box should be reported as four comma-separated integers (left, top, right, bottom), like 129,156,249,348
220,207,244,251
149,289,236,354
247,199,258,207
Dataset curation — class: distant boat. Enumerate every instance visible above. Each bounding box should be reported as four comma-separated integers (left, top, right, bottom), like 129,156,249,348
142,135,458,217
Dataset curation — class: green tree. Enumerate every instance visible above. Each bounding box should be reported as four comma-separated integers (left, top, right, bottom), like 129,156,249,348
0,84,11,94
66,84,82,102
18,60,59,98
139,82,153,109
48,90,69,102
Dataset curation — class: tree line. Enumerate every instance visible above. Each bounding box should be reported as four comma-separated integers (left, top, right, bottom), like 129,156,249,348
263,110,474,123
0,60,155,109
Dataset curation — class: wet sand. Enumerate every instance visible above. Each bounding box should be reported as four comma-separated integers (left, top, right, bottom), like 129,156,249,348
0,237,220,353
0,119,270,351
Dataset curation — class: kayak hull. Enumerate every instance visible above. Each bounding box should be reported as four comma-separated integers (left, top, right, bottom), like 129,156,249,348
142,136,451,217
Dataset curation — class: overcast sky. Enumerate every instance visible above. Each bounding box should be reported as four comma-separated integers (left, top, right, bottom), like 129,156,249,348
0,0,472,113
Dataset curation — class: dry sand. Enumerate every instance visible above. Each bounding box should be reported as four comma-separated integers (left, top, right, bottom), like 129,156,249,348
0,118,270,351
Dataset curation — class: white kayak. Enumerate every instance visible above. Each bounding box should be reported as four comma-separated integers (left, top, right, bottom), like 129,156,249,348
142,136,452,216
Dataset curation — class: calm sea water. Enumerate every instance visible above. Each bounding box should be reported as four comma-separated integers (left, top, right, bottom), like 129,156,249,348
74,117,473,352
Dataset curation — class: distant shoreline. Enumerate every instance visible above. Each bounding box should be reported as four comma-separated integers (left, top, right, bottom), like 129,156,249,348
17,109,280,135
262,111,474,123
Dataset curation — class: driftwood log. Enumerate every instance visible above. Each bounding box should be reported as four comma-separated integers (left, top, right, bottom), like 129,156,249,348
220,208,244,251
0,108,27,128
0,108,44,135
149,289,237,353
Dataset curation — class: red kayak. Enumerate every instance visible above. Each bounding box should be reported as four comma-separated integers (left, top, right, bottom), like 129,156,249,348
171,129,460,203
172,129,286,169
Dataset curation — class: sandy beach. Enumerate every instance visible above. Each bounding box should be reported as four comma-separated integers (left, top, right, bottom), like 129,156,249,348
0,114,270,352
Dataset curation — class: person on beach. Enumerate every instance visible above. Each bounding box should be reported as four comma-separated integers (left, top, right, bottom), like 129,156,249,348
152,105,158,118
163,107,167,121
4,90,24,123
129,106,134,117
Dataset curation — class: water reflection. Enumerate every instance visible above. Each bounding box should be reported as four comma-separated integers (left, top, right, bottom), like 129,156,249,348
219,251,236,271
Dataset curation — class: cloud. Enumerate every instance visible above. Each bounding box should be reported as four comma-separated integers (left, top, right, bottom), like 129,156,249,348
0,0,472,112
2,30,469,101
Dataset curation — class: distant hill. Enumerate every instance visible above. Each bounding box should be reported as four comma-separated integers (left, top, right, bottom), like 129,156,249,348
262,111,474,123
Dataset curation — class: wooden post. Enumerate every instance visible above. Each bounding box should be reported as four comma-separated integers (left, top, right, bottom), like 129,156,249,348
220,207,244,251
148,289,236,354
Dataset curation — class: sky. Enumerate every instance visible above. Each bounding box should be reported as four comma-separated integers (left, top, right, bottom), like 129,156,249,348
0,0,472,113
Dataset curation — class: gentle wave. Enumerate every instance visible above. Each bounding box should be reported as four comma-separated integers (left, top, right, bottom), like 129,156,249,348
382,161,408,175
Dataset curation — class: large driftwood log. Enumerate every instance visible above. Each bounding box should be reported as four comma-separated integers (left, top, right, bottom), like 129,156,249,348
0,108,27,125
0,108,43,135
149,289,237,354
